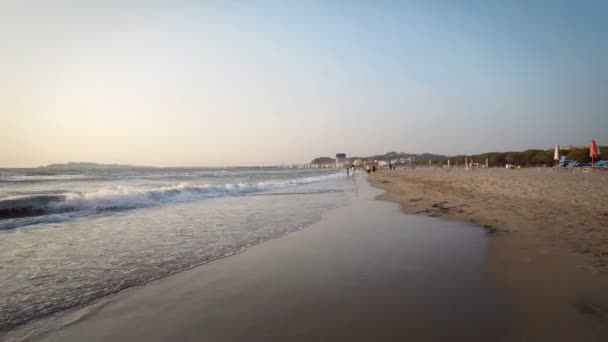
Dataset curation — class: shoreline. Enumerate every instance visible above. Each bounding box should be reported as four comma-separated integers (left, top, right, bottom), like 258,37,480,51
5,178,510,342
0,169,347,334
370,168,608,341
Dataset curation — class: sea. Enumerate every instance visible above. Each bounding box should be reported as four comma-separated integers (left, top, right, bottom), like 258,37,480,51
0,167,353,332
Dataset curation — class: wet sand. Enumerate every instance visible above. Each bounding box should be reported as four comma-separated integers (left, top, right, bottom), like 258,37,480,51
10,178,509,342
371,168,608,341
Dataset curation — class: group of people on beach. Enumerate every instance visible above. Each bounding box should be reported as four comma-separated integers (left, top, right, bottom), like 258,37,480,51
347,164,378,177
346,165,355,177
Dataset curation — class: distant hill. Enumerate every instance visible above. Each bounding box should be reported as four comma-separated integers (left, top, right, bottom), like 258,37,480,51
310,157,335,165
338,152,448,163
39,162,152,170
309,152,448,166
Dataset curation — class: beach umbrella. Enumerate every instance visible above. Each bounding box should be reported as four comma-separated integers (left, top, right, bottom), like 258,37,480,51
590,139,600,172
553,144,560,170
590,139,600,157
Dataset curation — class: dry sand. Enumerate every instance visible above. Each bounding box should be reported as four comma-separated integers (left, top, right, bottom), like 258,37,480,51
371,167,608,341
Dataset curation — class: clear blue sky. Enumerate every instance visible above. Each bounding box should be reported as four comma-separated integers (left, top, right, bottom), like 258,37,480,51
2,0,607,166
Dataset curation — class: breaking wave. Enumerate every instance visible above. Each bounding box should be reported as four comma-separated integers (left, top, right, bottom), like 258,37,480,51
0,173,342,229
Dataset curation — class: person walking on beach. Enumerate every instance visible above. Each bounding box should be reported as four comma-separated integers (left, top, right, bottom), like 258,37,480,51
346,165,350,177
365,164,371,174
350,165,355,177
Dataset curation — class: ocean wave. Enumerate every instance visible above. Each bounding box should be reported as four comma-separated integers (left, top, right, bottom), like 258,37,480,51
0,195,67,218
0,173,342,229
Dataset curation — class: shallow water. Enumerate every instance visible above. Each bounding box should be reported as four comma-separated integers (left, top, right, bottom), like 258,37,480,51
6,178,510,342
0,167,353,332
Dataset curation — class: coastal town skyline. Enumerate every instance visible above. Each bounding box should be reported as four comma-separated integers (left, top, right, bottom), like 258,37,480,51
15,140,605,170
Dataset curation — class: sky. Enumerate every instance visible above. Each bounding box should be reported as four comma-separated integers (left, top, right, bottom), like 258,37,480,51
1,0,607,167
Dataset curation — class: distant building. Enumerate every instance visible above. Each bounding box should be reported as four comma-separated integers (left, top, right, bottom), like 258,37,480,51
335,153,346,168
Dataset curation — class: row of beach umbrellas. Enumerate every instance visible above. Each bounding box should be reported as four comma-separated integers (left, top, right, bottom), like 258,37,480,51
554,139,601,169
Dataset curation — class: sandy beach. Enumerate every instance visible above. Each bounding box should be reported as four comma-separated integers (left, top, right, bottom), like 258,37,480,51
3,1,606,341
371,168,608,341
5,179,510,342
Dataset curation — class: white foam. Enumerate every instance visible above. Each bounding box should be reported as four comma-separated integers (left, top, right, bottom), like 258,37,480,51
0,172,343,230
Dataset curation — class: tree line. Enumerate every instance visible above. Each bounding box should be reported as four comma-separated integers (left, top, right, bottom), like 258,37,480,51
414,146,607,167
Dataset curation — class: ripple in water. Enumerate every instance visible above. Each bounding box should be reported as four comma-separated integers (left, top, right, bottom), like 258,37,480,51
0,170,353,332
